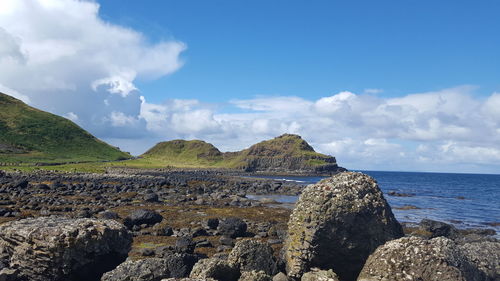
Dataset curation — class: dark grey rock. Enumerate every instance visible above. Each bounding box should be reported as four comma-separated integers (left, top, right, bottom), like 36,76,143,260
218,218,247,238
99,211,120,220
220,236,235,246
419,219,459,239
156,226,174,236
204,218,219,230
175,237,196,254
124,209,163,228
228,240,277,275
13,180,28,189
140,248,155,257
0,268,18,281
272,272,289,281
144,193,159,202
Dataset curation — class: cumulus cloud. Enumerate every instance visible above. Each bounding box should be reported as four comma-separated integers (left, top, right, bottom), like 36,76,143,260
89,85,500,173
1,0,499,173
63,111,78,122
0,0,185,139
208,86,500,173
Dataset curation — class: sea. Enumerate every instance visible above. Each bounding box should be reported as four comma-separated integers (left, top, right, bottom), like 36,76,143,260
247,171,500,235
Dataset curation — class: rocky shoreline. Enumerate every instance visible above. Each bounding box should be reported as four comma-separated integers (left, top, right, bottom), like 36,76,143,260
0,169,498,280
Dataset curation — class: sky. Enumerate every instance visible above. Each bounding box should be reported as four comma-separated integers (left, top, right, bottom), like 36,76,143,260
0,0,500,174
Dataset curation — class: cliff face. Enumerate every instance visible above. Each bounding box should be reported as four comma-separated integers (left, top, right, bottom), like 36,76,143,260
243,156,341,174
143,134,345,174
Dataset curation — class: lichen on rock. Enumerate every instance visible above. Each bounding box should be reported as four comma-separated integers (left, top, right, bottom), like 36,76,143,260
357,236,485,281
284,172,403,281
0,216,131,281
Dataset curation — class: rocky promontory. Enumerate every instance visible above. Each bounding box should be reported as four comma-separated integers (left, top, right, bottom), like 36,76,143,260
141,134,345,175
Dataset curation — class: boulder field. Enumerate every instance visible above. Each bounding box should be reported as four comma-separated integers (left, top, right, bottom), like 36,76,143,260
0,171,497,281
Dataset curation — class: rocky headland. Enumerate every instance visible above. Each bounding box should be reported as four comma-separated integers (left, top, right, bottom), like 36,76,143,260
141,134,346,175
0,170,497,281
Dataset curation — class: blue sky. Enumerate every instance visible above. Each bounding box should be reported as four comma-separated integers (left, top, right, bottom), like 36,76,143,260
1,0,500,173
99,0,500,103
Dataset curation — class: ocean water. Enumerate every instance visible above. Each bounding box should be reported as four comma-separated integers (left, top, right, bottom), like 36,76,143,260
248,171,500,234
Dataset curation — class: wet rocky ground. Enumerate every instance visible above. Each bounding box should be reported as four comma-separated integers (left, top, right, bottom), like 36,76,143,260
0,169,498,281
0,169,300,259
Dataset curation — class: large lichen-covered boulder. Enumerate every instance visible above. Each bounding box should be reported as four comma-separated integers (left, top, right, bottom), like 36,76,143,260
228,239,278,275
459,241,500,281
284,172,403,281
357,236,485,281
0,216,131,281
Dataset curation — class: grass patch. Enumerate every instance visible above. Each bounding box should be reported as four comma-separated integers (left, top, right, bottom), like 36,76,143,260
0,92,130,164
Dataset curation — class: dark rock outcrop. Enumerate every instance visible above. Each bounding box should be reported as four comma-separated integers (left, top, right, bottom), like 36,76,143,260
0,217,131,281
419,218,459,239
228,240,278,276
141,134,345,174
284,172,403,281
357,236,485,281
240,134,344,174
217,217,247,238
124,209,163,228
243,157,342,174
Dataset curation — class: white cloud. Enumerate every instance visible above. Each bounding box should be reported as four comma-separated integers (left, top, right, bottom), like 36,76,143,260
109,111,138,127
314,91,356,115
0,83,30,103
63,111,78,122
1,1,499,173
363,88,383,94
0,0,185,137
91,71,138,97
232,96,312,113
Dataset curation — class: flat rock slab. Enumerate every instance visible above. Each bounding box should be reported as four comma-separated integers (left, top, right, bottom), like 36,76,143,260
0,216,131,281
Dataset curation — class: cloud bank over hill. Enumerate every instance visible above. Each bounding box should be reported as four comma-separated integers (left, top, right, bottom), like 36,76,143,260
0,0,499,173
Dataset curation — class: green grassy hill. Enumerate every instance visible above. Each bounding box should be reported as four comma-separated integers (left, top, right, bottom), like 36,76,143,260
139,134,342,173
0,92,131,164
141,139,224,167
